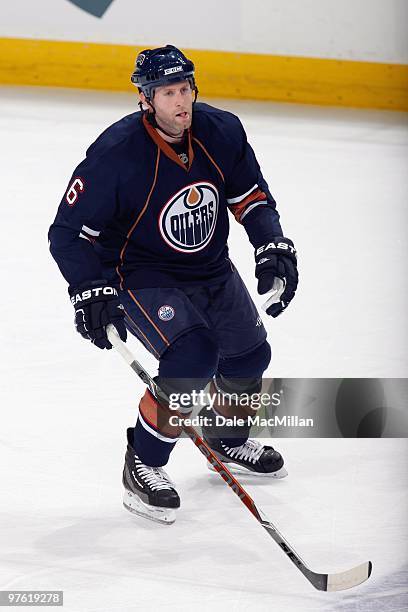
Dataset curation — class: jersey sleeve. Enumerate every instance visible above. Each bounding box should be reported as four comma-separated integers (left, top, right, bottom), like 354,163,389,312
48,152,119,288
225,117,283,247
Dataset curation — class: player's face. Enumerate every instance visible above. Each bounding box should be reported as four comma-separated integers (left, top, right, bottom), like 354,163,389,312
149,81,193,139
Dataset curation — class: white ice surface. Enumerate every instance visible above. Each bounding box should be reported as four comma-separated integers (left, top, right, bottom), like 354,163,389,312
0,87,407,610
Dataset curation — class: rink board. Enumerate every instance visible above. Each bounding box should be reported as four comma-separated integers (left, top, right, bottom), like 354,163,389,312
1,37,408,111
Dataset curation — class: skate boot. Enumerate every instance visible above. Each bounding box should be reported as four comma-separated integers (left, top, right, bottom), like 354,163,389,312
123,428,180,524
202,428,287,478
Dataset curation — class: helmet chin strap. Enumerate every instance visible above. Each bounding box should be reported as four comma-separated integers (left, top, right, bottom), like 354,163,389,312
148,108,185,140
138,87,199,141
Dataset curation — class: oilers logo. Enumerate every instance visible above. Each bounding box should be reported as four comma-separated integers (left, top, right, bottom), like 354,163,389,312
159,182,219,253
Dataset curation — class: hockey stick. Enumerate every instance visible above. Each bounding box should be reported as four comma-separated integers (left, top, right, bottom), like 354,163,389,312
107,324,372,592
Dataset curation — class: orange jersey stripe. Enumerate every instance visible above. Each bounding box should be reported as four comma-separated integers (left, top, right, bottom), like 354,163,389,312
142,113,195,171
123,307,161,359
193,137,225,182
116,147,161,288
228,188,267,222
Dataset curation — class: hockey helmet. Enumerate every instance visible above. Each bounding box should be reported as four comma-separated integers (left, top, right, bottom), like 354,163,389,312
131,45,196,100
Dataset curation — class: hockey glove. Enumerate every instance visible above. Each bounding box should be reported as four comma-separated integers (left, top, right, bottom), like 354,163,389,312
255,238,298,317
69,280,127,349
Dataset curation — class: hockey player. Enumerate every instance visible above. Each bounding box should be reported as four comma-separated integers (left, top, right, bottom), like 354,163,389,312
49,45,298,524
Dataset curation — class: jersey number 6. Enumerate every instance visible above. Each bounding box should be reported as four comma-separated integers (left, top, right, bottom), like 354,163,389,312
66,177,85,206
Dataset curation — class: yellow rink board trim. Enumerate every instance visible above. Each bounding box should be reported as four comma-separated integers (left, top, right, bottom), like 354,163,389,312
1,37,407,111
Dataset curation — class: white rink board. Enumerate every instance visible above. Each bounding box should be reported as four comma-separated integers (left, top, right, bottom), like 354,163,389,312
1,0,408,62
0,87,407,611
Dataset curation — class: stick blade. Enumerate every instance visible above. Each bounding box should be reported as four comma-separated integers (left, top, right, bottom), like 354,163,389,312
326,561,372,592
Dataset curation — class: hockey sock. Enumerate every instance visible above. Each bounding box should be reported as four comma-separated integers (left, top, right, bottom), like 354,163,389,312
133,389,182,467
205,404,251,447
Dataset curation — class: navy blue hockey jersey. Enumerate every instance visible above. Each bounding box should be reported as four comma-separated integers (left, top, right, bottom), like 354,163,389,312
49,103,283,289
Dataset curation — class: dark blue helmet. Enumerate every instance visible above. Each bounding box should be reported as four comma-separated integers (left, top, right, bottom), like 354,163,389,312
131,45,196,100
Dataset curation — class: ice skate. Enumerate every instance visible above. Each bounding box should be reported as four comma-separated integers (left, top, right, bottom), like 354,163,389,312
123,428,180,525
203,436,288,479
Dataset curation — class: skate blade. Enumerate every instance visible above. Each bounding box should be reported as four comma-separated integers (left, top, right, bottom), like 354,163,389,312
207,461,288,479
123,490,176,525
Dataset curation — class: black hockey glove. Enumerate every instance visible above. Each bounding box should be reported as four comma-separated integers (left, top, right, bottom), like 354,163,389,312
255,237,298,317
69,280,127,349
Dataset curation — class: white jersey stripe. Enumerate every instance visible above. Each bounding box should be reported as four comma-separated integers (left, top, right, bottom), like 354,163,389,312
79,232,91,242
240,200,268,221
81,224,100,237
227,183,258,205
